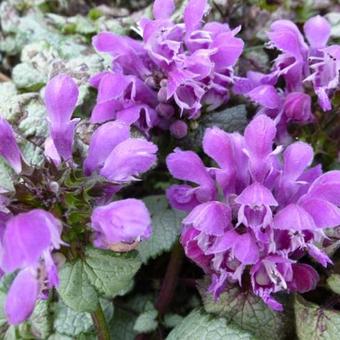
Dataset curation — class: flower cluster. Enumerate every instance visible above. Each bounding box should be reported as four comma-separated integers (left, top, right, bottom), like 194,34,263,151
90,0,244,137
235,15,339,141
0,74,157,324
167,114,340,310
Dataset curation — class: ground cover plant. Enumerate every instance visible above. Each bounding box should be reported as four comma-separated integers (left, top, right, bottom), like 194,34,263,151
0,0,339,339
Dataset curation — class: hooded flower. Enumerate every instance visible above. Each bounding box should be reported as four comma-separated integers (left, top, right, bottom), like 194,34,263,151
167,115,340,310
1,209,64,324
83,120,157,183
91,0,243,136
0,117,22,174
91,198,151,249
44,74,80,165
234,15,338,138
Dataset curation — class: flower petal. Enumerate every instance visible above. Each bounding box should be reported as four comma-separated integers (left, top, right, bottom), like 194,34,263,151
184,0,208,32
100,138,157,182
247,85,281,109
273,204,316,231
0,117,21,173
153,0,175,19
283,141,314,181
84,121,130,175
91,198,151,245
44,74,79,127
5,270,39,325
304,15,331,48
183,201,231,236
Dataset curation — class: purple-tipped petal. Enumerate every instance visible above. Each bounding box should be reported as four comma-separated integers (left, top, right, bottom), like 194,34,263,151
44,75,79,161
283,141,313,181
1,209,62,272
100,138,157,182
184,0,208,32
247,85,281,109
84,121,130,175
273,204,316,231
50,119,79,161
233,233,259,265
304,15,331,48
268,20,306,58
300,198,340,229
166,184,203,211
244,115,276,159
5,270,39,325
166,149,212,186
236,182,278,206
283,92,313,122
91,198,151,245
308,171,340,205
0,117,21,173
210,32,244,69
44,137,61,167
208,229,239,254
183,201,231,236
44,74,79,126
153,0,175,19
203,127,235,170
307,244,332,267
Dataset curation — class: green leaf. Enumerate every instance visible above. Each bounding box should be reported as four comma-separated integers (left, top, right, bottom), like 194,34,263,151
199,283,292,339
0,159,14,192
83,247,141,298
0,290,7,328
12,63,46,90
133,309,158,333
167,308,256,340
138,195,185,263
295,294,340,339
326,12,340,38
183,105,248,147
53,301,93,336
109,307,137,340
163,314,184,329
327,274,340,295
57,260,99,313
108,294,154,340
29,300,52,339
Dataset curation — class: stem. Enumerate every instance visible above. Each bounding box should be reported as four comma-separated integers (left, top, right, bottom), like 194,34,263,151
155,242,184,315
91,304,111,340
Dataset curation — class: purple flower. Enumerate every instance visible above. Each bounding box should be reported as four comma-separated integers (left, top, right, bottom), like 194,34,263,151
91,0,243,135
91,198,151,249
235,15,338,137
267,15,338,110
166,148,216,211
0,117,22,174
167,115,340,310
1,209,64,324
44,74,80,165
84,120,157,183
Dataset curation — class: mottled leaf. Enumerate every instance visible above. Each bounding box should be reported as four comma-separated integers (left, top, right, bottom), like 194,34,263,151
57,260,99,313
183,105,248,147
199,283,292,339
53,301,93,336
327,274,340,295
83,247,141,298
295,294,340,339
0,159,14,192
29,300,52,339
167,308,256,340
133,308,158,333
